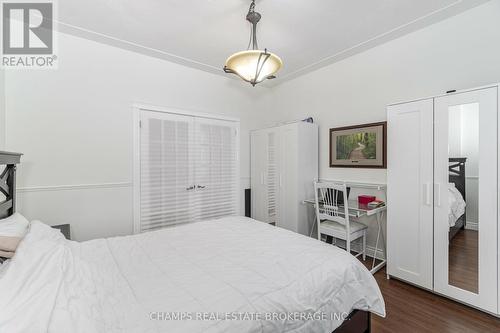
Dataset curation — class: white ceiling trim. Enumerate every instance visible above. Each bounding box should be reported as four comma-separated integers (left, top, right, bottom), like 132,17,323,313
55,0,490,87
56,20,224,75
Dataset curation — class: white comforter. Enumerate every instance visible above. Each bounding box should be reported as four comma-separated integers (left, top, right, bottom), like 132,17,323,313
0,217,384,333
448,183,466,227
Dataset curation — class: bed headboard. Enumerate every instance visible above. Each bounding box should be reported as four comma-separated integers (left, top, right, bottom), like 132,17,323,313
0,151,22,219
449,157,466,202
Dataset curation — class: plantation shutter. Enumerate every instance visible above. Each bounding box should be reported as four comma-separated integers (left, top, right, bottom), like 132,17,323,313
139,111,192,232
138,110,239,233
191,118,239,221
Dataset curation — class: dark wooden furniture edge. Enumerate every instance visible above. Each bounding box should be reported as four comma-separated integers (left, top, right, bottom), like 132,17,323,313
52,224,71,240
329,121,387,169
333,310,371,333
0,151,22,219
449,157,467,240
0,151,22,165
0,151,22,262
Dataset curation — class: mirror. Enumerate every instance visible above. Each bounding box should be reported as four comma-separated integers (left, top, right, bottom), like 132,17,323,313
447,103,479,293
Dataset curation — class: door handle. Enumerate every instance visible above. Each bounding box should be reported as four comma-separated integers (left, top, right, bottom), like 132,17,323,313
186,185,195,191
424,183,431,206
435,183,442,207
196,185,206,189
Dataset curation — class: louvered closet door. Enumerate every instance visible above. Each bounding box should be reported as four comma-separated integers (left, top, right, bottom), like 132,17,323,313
250,128,279,224
139,111,193,232
266,130,279,225
191,117,239,221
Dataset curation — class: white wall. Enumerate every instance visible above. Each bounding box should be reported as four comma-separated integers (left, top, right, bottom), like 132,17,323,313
448,106,462,157
267,0,500,183
460,105,479,225
5,0,500,246
262,0,500,252
4,32,267,241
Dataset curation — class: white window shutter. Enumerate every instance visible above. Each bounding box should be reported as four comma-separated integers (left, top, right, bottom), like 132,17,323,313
192,118,239,221
139,111,192,232
138,110,239,232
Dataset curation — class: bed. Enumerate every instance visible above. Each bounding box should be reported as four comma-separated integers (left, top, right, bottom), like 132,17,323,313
0,151,385,333
448,158,467,240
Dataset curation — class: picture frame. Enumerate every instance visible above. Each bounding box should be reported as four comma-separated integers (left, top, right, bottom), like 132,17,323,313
329,121,387,168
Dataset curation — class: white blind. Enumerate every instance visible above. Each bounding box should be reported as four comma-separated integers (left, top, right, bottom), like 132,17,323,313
139,111,238,232
191,118,238,222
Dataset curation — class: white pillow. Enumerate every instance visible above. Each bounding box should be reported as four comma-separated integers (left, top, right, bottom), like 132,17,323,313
0,213,30,253
0,259,10,278
0,221,67,331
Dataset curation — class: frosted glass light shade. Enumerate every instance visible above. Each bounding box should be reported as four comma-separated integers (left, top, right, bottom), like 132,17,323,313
224,50,282,85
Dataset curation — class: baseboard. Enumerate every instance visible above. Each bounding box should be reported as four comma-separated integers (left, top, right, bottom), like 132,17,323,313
366,245,386,261
323,237,386,260
465,221,478,231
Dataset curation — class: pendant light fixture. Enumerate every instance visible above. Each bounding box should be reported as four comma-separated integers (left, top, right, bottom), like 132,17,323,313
223,0,282,86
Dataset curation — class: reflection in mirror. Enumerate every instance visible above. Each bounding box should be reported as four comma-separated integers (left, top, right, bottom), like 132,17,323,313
448,103,478,294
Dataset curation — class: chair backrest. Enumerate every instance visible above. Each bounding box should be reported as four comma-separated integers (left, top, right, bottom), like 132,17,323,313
313,181,349,227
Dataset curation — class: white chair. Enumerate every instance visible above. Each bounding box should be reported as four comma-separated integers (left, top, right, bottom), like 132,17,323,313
314,182,367,260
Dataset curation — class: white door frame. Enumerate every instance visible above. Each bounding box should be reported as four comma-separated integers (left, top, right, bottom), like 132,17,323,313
133,103,240,234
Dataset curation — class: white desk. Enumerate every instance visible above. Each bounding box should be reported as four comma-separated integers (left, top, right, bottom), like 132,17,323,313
303,198,387,275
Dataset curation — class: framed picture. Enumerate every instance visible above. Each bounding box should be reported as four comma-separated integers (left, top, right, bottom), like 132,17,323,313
330,121,387,168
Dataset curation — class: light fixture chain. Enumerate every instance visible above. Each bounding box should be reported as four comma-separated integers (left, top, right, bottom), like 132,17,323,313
223,0,282,86
252,21,259,50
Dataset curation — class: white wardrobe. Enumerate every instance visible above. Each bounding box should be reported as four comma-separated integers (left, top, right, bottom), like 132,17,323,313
387,84,499,315
251,122,318,236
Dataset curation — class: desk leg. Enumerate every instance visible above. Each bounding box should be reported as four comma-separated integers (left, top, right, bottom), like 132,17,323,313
309,205,320,240
372,221,380,271
378,211,390,279
370,211,387,275
380,189,389,279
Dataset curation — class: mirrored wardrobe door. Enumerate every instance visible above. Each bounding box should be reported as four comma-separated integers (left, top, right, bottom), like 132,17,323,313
434,87,498,313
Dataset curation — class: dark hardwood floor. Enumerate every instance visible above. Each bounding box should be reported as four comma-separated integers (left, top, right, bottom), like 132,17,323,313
449,229,478,293
355,255,500,333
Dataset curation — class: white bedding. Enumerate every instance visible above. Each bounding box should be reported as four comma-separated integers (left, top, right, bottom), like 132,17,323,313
448,183,466,227
0,217,384,333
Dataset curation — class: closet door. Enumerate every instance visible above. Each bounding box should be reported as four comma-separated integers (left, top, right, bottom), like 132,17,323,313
192,117,239,221
138,111,193,232
387,99,434,289
277,124,298,232
250,130,267,221
137,110,240,233
434,87,498,312
251,128,280,225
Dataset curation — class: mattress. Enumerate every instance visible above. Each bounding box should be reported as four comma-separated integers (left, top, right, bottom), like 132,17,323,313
0,216,385,333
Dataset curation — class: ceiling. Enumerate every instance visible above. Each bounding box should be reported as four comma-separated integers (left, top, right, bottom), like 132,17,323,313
57,0,490,85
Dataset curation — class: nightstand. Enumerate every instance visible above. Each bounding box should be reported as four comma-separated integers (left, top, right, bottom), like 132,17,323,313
52,224,71,240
